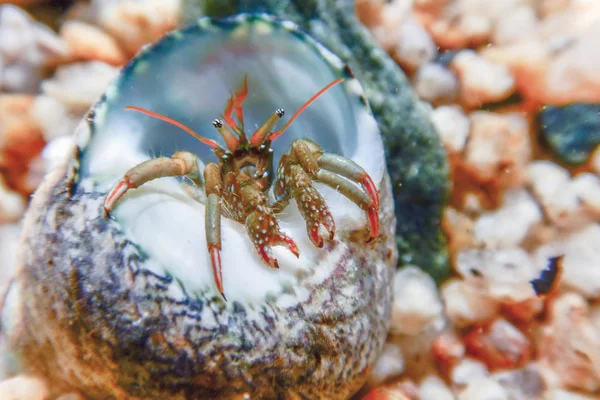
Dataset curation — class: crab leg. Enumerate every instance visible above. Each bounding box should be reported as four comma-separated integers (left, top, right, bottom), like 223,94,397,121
104,150,202,213
203,163,226,300
275,161,336,247
317,153,380,210
274,139,380,239
314,169,379,238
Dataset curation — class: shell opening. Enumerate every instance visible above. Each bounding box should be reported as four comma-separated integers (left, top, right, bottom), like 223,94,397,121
76,16,385,303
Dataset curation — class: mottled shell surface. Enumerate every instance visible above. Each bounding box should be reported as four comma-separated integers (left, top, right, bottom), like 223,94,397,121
5,14,397,399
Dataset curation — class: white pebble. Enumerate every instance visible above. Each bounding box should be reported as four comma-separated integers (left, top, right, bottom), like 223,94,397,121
41,61,119,112
527,161,591,229
0,375,48,400
535,224,600,299
458,377,508,400
492,365,546,400
464,111,530,185
474,189,542,248
390,266,444,335
545,389,600,400
419,375,455,400
368,343,405,385
414,63,459,102
431,105,469,153
31,95,77,141
451,358,489,387
538,293,600,391
455,247,540,303
493,5,537,45
441,279,498,327
0,223,22,288
395,17,437,69
42,135,75,173
0,178,25,224
452,50,516,107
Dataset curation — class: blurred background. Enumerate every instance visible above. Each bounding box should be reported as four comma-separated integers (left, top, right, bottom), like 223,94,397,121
1,1,600,399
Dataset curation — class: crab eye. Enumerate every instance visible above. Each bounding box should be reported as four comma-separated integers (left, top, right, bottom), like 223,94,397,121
276,108,285,118
212,119,223,128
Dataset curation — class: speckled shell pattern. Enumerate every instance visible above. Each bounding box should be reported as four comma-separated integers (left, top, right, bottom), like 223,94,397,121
8,15,397,399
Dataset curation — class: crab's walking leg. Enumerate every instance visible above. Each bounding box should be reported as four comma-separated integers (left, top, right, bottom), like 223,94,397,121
104,151,202,212
272,155,336,248
203,163,226,300
317,153,380,210
273,139,380,244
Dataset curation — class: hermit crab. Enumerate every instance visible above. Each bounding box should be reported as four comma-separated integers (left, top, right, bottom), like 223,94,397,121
3,14,397,399
103,74,380,299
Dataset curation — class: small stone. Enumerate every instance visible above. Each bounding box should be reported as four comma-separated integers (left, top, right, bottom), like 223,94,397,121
95,0,181,56
442,207,476,256
0,4,68,92
455,247,540,303
41,61,119,112
31,95,77,141
414,63,459,102
544,389,600,400
539,104,600,165
473,189,542,248
464,111,531,187
458,378,508,400
538,293,600,392
451,358,489,387
418,375,455,400
482,9,600,104
0,375,48,400
363,0,411,51
41,136,75,173
492,5,537,45
390,266,444,335
464,318,531,370
0,177,25,224
368,343,405,386
0,94,45,195
0,223,22,289
60,20,127,66
527,161,595,230
395,16,437,70
535,224,600,298
492,365,546,400
441,279,498,327
430,105,469,153
451,50,516,108
501,297,544,323
431,332,465,377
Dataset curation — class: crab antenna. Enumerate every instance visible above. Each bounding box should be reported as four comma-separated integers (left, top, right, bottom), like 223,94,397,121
268,78,344,142
212,118,240,151
250,108,285,146
223,74,249,141
125,106,222,150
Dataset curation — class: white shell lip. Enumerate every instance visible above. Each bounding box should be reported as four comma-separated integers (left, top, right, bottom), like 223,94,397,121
74,14,386,304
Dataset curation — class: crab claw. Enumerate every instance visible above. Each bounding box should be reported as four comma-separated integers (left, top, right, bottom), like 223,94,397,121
255,232,300,268
308,214,336,248
246,210,300,268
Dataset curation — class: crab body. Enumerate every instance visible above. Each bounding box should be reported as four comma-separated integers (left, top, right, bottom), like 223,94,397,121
4,14,397,399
